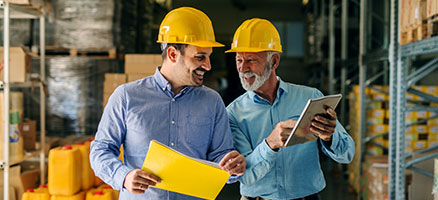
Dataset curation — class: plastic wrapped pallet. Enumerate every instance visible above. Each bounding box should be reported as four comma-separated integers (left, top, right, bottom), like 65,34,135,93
53,0,114,48
45,57,119,135
0,19,31,46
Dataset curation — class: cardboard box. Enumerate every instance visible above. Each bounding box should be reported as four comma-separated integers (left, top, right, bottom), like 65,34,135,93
20,169,39,190
0,186,16,200
427,0,438,18
413,0,428,25
0,166,24,200
0,47,31,82
127,73,150,82
7,0,45,6
410,152,435,200
20,119,36,151
103,73,126,94
103,92,111,108
125,54,161,74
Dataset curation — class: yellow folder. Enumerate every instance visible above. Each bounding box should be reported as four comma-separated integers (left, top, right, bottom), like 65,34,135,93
141,140,230,200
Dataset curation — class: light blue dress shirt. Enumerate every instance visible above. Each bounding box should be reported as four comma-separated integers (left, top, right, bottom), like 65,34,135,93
226,78,355,200
90,68,235,200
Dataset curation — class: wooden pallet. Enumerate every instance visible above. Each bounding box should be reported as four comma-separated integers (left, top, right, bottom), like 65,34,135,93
401,23,428,44
37,46,117,59
427,14,438,38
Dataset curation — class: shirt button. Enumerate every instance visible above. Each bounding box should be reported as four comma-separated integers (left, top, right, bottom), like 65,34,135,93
162,87,165,91
170,142,175,146
171,120,175,124
172,98,175,102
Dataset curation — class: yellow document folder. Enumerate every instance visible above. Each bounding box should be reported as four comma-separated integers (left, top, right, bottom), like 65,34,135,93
141,140,230,200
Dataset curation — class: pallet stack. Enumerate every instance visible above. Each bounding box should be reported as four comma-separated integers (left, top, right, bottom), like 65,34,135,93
427,0,438,38
401,0,438,44
401,0,428,44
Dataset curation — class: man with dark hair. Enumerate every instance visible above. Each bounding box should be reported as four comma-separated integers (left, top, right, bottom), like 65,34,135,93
90,7,246,200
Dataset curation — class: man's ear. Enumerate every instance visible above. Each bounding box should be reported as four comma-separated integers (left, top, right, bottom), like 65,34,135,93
271,53,280,70
167,46,179,63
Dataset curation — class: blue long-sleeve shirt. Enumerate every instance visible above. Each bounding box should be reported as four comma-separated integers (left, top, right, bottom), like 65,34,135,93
90,68,235,200
226,78,355,200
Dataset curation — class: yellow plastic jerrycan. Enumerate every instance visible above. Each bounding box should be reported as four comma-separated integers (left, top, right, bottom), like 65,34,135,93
50,191,85,200
85,189,113,200
36,184,49,193
48,145,82,195
73,142,94,190
22,188,50,200
98,184,120,200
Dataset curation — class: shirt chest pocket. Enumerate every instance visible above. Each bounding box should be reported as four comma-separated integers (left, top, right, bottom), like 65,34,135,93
183,114,212,148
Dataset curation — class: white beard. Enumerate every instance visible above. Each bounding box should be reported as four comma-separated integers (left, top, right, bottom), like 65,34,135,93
239,62,271,91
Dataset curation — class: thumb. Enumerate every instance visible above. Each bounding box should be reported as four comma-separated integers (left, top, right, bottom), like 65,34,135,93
280,119,296,128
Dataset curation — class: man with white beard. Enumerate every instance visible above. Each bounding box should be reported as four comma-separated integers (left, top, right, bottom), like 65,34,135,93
225,18,355,200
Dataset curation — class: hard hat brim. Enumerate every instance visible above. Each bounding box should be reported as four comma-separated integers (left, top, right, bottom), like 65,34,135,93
157,40,224,48
225,47,282,53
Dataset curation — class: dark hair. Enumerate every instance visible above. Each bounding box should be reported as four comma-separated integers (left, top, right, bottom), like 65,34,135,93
161,43,188,60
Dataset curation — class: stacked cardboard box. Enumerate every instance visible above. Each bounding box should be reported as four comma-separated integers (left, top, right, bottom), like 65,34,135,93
103,54,161,108
0,47,31,82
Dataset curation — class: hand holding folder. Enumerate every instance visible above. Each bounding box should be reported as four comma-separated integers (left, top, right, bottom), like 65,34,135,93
141,140,230,200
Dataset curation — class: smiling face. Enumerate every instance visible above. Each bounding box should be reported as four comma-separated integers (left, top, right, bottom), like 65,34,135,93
177,45,212,87
236,51,272,91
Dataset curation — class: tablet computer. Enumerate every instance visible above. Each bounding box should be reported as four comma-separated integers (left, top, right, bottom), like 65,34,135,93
285,94,342,147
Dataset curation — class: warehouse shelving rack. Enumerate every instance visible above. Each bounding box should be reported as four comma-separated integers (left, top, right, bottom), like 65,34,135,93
0,1,46,200
357,0,438,199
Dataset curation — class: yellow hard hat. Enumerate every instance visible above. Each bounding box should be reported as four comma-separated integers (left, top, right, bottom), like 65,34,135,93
226,18,282,53
157,7,224,47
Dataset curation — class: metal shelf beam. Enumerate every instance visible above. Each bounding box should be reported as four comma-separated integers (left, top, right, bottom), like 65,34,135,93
401,37,438,57
406,58,438,87
1,1,46,200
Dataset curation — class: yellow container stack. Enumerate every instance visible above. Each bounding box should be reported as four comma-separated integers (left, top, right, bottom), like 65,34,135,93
73,142,95,190
48,145,82,196
50,191,85,200
348,85,438,196
85,189,113,200
22,188,50,200
98,185,119,200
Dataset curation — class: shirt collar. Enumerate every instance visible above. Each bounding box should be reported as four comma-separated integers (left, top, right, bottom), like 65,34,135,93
248,76,288,104
153,67,192,97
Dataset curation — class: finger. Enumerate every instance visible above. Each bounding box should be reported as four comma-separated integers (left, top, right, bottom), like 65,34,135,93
131,189,146,194
222,155,244,171
314,115,336,127
136,177,158,187
219,151,238,167
310,126,333,140
327,108,337,120
311,121,335,134
280,128,292,137
229,163,246,176
279,120,296,129
137,171,161,183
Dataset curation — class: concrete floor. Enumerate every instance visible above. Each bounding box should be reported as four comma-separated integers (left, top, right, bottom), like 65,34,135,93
216,155,356,200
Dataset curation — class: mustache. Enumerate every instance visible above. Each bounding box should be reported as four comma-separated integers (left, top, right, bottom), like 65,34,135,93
195,67,207,72
239,71,256,78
